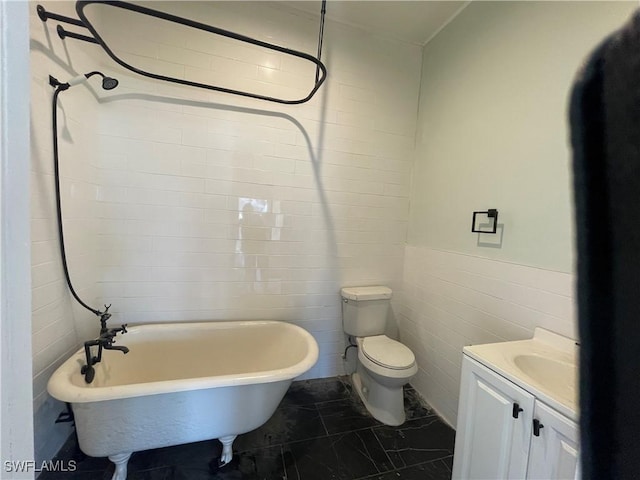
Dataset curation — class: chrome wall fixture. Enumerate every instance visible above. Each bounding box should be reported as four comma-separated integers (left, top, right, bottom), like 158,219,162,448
37,0,328,105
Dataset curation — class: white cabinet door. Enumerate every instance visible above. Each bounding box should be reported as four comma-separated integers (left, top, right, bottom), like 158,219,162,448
453,356,536,480
527,400,580,480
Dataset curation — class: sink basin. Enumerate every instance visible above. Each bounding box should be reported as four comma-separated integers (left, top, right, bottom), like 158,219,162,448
463,328,579,418
514,353,577,400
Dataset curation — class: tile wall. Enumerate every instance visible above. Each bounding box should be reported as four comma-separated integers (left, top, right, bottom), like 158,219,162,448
89,1,422,379
398,246,575,425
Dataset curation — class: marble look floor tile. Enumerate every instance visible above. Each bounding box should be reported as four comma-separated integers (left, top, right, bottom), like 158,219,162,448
282,377,352,406
132,445,285,480
284,429,394,480
317,397,380,435
362,458,453,480
36,471,113,480
373,416,455,469
126,439,219,472
234,403,326,450
127,466,177,480
206,445,285,480
403,387,434,421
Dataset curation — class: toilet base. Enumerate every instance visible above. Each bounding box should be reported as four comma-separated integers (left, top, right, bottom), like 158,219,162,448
352,365,407,426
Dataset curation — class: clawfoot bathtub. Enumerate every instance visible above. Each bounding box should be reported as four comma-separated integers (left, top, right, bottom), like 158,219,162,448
48,321,318,480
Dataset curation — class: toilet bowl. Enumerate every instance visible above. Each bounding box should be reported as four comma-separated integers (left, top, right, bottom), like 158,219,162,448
352,335,417,425
341,286,417,426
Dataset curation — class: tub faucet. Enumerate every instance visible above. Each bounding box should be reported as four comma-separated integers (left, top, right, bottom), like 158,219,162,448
81,307,129,383
100,326,130,354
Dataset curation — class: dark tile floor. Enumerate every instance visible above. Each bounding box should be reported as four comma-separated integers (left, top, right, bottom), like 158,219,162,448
39,376,455,479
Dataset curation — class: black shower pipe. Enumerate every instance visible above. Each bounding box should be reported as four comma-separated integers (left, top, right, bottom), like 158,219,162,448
50,73,117,319
37,0,328,105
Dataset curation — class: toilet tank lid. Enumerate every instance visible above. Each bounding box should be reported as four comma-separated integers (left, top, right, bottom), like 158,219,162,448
341,286,392,301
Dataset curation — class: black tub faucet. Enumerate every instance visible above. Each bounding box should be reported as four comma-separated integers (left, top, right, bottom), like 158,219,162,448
81,306,129,383
100,325,129,354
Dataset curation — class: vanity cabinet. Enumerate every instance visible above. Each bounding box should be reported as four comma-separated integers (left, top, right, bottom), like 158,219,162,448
452,355,579,480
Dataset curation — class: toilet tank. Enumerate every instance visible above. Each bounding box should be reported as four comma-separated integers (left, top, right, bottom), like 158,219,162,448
341,286,392,337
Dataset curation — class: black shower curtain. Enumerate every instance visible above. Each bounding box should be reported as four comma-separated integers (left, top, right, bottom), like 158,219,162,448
570,9,640,479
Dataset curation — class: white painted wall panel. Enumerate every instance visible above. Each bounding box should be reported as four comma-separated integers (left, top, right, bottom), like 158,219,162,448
399,246,576,426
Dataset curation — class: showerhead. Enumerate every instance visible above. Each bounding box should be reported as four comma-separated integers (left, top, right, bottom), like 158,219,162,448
101,76,119,90
61,71,119,91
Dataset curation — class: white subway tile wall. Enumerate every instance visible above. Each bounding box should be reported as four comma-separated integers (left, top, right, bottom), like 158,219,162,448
398,246,576,426
87,2,421,380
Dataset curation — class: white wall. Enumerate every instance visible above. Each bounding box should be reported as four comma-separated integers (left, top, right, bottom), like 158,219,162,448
409,1,636,273
2,0,35,477
89,1,421,379
401,1,637,426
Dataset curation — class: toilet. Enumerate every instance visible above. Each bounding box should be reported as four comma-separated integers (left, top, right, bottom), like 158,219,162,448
341,286,417,426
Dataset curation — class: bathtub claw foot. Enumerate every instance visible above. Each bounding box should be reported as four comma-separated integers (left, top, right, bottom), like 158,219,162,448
219,435,237,465
109,452,132,480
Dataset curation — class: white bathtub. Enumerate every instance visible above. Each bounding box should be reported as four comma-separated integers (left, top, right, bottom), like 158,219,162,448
47,321,318,480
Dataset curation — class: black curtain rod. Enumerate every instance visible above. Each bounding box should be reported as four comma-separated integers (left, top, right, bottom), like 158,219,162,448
37,0,328,105
57,25,99,44
37,4,86,28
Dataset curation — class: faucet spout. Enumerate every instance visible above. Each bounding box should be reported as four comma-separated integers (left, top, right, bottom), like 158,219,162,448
104,344,129,354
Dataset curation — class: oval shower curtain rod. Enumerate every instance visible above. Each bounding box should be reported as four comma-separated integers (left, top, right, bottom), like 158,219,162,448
37,0,328,105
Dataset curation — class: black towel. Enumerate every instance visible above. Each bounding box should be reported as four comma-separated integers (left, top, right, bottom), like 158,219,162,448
571,10,640,479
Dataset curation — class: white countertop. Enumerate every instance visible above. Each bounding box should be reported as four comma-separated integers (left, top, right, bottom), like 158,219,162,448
463,328,578,421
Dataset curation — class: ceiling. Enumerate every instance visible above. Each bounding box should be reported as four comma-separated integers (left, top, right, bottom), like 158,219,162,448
283,1,470,46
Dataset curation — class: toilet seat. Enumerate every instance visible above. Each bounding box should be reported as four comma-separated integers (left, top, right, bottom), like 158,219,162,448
358,335,415,370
